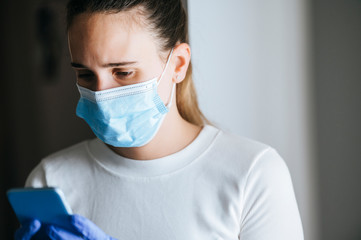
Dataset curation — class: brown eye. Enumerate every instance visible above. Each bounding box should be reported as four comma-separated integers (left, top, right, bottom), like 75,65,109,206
78,73,95,79
77,73,96,86
114,71,133,78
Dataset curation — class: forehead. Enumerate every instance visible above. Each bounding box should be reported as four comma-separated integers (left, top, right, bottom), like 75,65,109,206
67,11,159,64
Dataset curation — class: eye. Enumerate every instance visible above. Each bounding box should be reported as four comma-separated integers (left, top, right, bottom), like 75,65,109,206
76,72,96,88
113,71,133,79
77,72,95,80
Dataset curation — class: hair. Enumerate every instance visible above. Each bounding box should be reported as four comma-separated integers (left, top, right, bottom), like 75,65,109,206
66,0,210,126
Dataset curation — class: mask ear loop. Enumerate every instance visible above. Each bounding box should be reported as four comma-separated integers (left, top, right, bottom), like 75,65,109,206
166,82,176,109
157,48,174,86
156,48,176,109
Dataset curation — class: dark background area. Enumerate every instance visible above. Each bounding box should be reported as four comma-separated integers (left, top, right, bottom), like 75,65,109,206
312,0,361,239
0,0,360,239
0,1,94,238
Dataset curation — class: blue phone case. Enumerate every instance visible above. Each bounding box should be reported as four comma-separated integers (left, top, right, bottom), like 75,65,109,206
7,187,73,227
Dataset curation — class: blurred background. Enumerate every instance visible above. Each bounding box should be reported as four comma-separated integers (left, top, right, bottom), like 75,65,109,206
0,0,360,240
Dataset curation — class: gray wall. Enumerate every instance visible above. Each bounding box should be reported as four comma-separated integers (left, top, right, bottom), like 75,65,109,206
188,0,361,239
188,1,318,239
313,0,361,239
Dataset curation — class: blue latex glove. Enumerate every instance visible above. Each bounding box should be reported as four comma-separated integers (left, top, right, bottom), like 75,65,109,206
14,219,41,240
14,214,117,240
46,214,117,240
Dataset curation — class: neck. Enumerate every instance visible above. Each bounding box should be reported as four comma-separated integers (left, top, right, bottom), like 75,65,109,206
107,106,202,160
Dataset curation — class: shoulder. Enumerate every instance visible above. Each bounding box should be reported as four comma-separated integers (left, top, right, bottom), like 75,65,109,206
43,139,92,163
208,125,280,170
25,138,96,187
211,126,271,155
218,126,270,153
208,127,303,238
205,125,292,191
41,139,94,175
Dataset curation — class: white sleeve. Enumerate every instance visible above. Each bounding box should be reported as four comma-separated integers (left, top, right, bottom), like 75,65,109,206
239,148,304,240
25,161,48,188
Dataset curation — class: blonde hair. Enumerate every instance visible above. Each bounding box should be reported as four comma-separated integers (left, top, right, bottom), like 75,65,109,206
176,61,211,126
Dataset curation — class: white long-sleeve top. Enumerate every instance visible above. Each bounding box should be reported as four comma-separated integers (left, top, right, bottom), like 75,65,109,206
25,125,304,240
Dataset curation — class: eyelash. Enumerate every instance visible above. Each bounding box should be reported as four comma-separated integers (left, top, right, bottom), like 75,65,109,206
77,73,94,79
77,71,134,80
114,71,133,79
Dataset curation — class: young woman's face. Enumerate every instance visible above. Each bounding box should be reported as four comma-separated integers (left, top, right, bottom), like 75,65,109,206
68,11,174,102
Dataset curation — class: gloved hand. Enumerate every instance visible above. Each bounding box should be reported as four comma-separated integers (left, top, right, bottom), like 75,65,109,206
46,214,117,240
14,219,41,240
14,214,117,240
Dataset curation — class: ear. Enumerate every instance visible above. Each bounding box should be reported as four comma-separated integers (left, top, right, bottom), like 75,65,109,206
172,43,191,83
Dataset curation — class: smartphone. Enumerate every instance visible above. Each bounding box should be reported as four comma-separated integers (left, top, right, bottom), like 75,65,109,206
7,187,73,227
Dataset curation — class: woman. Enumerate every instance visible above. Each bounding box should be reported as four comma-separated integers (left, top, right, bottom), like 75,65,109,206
16,0,304,239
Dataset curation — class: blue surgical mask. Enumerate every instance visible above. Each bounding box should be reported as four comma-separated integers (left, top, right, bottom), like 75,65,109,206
75,49,175,147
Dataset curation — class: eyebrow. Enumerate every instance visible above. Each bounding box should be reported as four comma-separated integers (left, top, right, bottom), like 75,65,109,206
70,61,138,69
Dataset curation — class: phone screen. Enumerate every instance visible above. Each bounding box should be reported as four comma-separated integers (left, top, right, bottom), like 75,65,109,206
7,187,73,226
